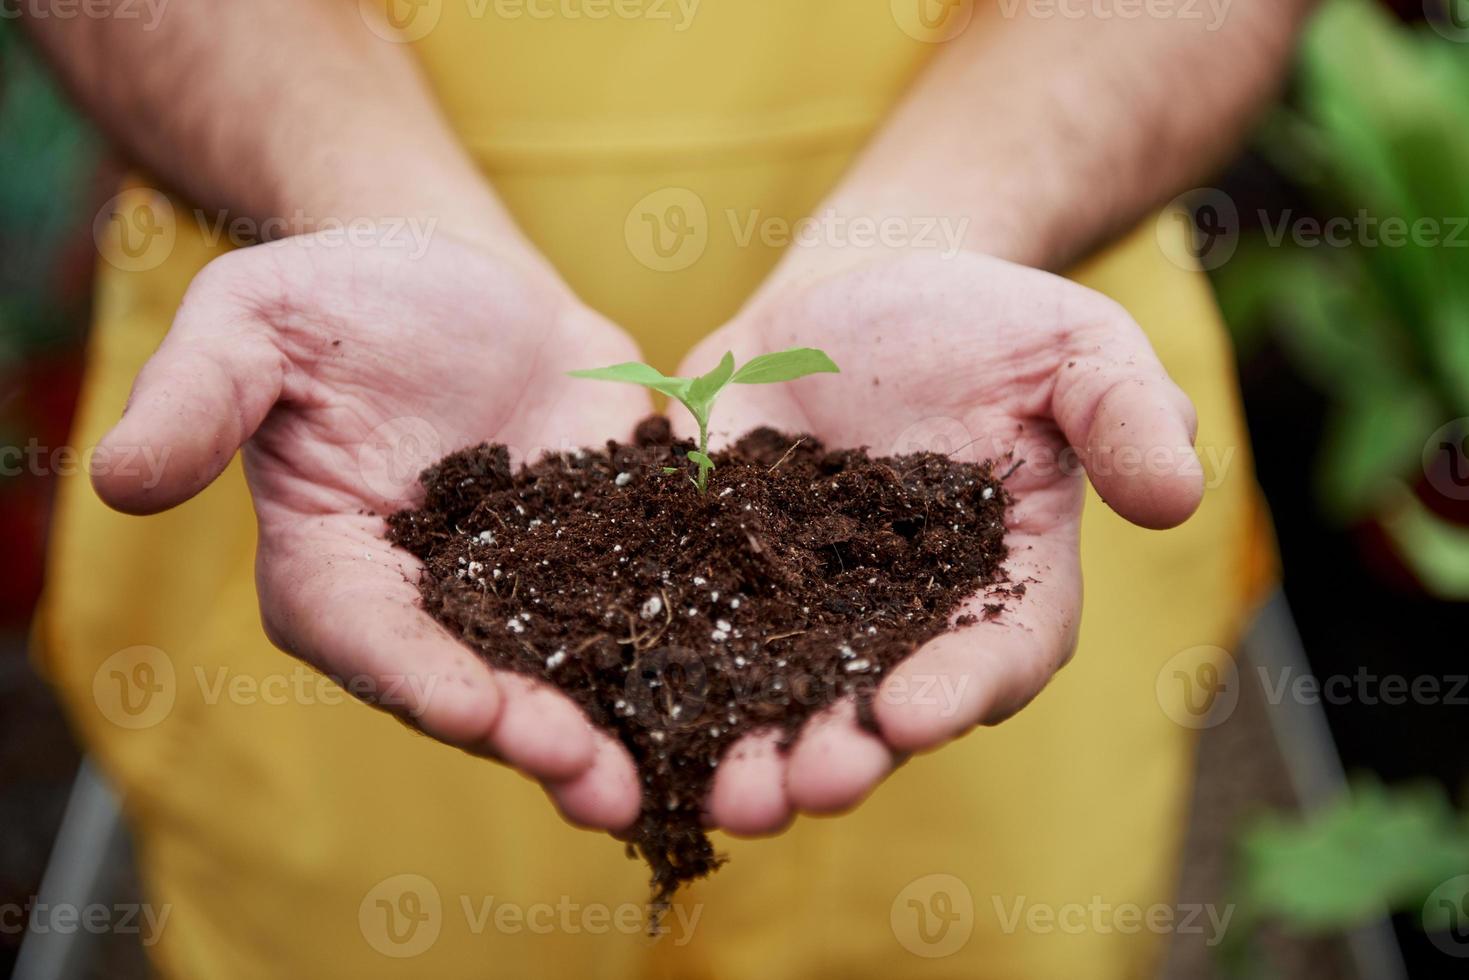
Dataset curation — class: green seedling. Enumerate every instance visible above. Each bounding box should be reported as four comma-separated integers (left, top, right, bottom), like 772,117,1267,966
569,348,840,493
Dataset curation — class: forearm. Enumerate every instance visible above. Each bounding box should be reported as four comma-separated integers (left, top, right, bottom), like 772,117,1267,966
21,0,524,250
782,0,1316,278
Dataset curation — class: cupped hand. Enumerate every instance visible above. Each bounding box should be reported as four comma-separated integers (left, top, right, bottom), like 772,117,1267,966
677,250,1205,835
93,230,650,831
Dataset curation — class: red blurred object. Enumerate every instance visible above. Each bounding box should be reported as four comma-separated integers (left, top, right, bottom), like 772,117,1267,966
0,353,85,627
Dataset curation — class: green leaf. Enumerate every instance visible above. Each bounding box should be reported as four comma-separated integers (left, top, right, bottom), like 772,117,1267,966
1236,779,1469,931
1379,486,1469,601
731,348,840,385
1316,385,1438,520
684,351,736,423
567,361,691,402
572,348,840,497
661,466,680,475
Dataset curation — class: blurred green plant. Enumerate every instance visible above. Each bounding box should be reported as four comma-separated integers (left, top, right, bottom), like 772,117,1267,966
1214,0,1469,595
0,16,99,370
1223,779,1469,974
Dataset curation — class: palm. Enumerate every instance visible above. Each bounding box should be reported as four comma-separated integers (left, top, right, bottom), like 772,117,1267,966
678,252,1204,834
95,233,649,830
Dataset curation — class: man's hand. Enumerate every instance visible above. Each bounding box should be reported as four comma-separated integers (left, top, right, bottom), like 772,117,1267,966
93,231,649,832
678,251,1205,835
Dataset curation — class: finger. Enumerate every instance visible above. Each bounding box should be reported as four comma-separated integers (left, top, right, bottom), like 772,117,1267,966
1052,307,1204,530
706,730,793,837
94,250,285,514
546,734,642,833
873,524,1081,752
257,514,599,782
785,700,895,815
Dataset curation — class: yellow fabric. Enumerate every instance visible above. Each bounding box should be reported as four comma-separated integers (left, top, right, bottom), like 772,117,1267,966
36,5,1271,978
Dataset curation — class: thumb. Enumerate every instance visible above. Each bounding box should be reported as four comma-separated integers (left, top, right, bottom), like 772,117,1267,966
93,255,285,515
1049,307,1205,531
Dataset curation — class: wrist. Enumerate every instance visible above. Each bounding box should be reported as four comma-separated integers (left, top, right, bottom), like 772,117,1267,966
754,187,1051,300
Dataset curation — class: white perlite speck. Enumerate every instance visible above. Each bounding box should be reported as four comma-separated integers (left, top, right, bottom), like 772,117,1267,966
844,658,871,672
546,650,567,669
614,472,632,486
506,619,525,634
478,530,495,544
641,595,664,620
982,486,995,500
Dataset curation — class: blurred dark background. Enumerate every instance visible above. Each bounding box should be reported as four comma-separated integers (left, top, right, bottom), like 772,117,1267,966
2,2,1467,977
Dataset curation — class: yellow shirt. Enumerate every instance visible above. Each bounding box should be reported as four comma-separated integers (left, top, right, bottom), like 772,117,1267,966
39,3,1270,977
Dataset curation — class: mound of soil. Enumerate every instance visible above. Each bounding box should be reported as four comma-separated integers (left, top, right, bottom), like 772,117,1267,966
387,417,1013,908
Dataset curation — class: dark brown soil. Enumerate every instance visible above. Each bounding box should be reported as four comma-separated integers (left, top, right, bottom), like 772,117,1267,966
387,416,1013,908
